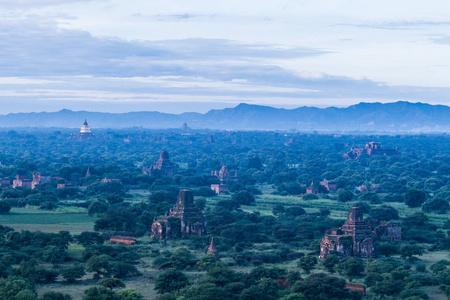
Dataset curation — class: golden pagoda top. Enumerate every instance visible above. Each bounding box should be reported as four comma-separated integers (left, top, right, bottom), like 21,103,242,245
80,119,91,134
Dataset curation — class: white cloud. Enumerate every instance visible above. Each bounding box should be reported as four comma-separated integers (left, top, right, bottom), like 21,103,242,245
0,1,450,113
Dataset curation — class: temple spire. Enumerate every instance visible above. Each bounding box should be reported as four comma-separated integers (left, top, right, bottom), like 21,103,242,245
206,237,219,260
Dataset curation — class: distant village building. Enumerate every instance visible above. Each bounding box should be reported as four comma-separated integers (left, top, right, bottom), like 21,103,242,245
151,190,206,239
143,151,179,177
320,207,401,259
74,119,94,141
344,142,400,160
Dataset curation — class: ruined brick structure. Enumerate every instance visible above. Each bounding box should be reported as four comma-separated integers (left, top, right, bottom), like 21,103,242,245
374,222,402,242
206,237,219,260
211,165,238,182
13,173,51,189
143,151,179,177
306,181,319,194
320,180,337,192
211,184,229,194
13,175,32,189
110,236,136,245
320,207,401,259
344,142,400,160
151,190,206,239
345,284,366,296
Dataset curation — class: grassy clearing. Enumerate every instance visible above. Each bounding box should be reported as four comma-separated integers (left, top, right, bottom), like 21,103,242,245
0,211,97,233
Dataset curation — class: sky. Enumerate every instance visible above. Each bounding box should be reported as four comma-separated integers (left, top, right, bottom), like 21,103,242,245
0,0,450,113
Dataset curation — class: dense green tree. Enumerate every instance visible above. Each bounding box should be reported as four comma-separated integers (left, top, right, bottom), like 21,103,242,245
76,232,104,247
239,285,270,300
154,269,189,294
206,264,238,286
232,191,255,206
86,255,112,279
42,245,66,266
169,247,196,270
82,287,119,300
358,192,381,204
0,201,11,214
116,289,144,300
338,190,353,202
302,194,318,200
297,256,317,274
291,273,352,300
97,278,126,290
422,198,449,214
369,205,399,221
322,254,339,273
61,264,86,283
87,201,108,217
0,277,36,300
106,194,124,205
196,255,219,271
377,243,400,257
110,262,140,278
179,283,227,300
337,258,365,281
404,189,427,208
400,245,424,259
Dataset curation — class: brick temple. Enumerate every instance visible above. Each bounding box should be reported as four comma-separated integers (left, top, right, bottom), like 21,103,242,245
320,207,401,259
151,190,206,239
143,151,179,177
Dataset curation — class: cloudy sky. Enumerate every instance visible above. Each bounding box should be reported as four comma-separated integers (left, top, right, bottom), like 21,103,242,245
0,0,450,113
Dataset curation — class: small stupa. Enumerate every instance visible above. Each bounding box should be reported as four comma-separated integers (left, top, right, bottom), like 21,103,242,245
206,237,219,260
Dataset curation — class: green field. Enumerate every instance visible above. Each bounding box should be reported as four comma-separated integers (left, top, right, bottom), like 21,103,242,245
0,207,97,233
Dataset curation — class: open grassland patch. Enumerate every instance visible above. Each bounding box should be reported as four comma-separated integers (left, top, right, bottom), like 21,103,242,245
0,212,97,233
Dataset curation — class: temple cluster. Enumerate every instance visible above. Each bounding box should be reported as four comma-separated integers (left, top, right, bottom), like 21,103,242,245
344,142,400,160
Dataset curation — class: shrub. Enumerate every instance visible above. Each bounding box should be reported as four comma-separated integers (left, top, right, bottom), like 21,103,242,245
303,194,319,200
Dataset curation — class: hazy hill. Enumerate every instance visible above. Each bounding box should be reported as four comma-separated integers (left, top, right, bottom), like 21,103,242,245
0,101,449,132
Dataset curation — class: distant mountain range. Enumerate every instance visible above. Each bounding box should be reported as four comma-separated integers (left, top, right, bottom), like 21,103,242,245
0,101,449,132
